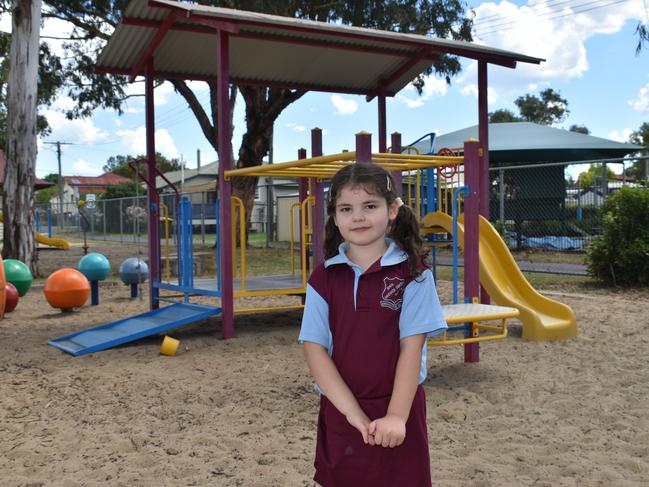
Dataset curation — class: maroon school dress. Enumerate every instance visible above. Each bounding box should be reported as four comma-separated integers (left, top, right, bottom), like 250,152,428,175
309,258,432,487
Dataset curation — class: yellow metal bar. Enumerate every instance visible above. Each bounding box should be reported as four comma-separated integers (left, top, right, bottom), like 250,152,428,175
231,196,247,290
289,202,301,275
224,152,356,179
300,196,314,289
233,287,306,298
160,203,171,282
234,304,305,313
428,317,510,346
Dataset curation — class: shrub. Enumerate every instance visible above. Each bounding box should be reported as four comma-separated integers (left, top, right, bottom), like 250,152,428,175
586,187,649,286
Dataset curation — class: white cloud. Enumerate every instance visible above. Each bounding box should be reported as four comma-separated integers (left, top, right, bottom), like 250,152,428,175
607,128,634,143
469,0,645,88
72,158,103,176
286,123,307,132
41,102,109,144
398,77,448,108
629,80,649,112
459,84,498,105
331,95,358,115
115,126,179,158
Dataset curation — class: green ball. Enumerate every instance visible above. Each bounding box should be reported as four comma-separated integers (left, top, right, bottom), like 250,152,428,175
78,253,111,282
4,259,33,297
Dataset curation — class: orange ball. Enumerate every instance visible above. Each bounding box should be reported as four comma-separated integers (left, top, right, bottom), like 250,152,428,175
43,268,90,310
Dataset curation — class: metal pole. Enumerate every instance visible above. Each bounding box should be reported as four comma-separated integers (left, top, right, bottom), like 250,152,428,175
499,169,505,222
57,142,64,230
216,29,234,339
119,198,123,243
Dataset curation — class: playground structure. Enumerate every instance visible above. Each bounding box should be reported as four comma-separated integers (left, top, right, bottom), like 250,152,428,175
48,0,578,360
0,211,71,250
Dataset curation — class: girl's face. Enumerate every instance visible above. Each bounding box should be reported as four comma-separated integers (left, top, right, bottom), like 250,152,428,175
333,184,398,252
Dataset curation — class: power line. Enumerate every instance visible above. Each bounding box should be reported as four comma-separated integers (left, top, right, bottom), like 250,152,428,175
473,0,630,38
472,0,580,25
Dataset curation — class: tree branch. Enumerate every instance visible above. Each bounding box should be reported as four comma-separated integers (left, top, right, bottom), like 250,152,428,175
171,79,217,151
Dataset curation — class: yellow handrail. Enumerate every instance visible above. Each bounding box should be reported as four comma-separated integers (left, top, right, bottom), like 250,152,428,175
231,196,247,289
160,203,171,282
289,202,301,275
300,196,315,288
428,318,509,346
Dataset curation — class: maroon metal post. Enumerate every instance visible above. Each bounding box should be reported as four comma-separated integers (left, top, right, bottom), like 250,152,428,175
378,93,387,153
391,132,403,196
145,60,160,310
216,30,234,339
478,60,491,305
311,128,325,268
356,131,372,163
463,139,480,363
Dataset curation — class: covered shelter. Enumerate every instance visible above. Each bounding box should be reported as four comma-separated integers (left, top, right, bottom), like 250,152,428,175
431,122,642,163
95,0,544,340
430,122,643,241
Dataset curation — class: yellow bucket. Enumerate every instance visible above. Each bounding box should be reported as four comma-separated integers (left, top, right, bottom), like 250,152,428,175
160,336,180,356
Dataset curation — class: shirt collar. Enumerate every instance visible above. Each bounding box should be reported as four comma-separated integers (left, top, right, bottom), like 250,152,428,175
324,238,407,269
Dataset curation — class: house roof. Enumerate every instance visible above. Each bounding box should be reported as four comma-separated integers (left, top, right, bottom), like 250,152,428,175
66,173,131,186
156,161,219,189
96,0,543,97
424,122,643,164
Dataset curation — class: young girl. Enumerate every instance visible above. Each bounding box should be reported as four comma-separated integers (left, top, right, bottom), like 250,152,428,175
299,162,447,487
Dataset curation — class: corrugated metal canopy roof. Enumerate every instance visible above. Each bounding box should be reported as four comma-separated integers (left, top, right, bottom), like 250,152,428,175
97,0,544,96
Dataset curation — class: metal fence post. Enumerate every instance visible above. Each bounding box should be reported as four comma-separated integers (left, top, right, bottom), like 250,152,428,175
498,168,505,222
119,198,123,243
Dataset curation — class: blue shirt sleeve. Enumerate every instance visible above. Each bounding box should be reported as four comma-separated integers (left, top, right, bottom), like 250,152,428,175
298,283,333,353
399,268,447,339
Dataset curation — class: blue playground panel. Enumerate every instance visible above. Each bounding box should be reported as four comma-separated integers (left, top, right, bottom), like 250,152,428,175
48,302,222,356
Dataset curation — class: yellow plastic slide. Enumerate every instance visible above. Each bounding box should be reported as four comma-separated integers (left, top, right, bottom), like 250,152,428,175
0,212,70,250
422,212,577,341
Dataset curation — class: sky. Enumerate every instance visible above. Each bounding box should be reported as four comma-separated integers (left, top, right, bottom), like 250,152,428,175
1,0,648,179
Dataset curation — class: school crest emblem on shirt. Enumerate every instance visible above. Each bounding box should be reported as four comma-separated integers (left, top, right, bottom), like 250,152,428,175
380,276,405,310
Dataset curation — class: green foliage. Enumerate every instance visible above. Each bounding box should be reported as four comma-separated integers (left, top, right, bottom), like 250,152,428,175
35,187,57,205
489,109,522,123
634,22,649,56
569,124,590,134
625,122,649,182
586,187,649,286
577,164,616,187
514,88,569,125
0,31,65,147
103,152,182,179
43,173,61,184
101,181,141,200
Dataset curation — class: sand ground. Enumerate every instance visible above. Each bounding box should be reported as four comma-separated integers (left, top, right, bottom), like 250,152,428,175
1,243,648,486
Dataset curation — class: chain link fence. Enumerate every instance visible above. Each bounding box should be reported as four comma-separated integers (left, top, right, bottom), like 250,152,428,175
34,190,271,246
489,160,642,251
28,161,645,253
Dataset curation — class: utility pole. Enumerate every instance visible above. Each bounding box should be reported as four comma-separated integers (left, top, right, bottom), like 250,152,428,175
44,141,72,228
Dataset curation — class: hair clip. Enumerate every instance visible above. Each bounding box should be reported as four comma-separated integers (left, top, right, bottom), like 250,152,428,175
394,197,404,208
386,175,392,191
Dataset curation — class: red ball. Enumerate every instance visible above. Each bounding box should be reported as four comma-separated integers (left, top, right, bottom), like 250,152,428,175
5,282,19,313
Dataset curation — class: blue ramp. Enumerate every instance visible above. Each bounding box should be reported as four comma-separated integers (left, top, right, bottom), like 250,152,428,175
48,303,222,356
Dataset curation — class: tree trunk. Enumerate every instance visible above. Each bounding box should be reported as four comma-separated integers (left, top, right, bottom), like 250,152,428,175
2,0,41,275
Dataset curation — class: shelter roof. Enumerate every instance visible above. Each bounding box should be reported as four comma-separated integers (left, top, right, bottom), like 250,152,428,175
425,122,643,164
97,0,543,97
